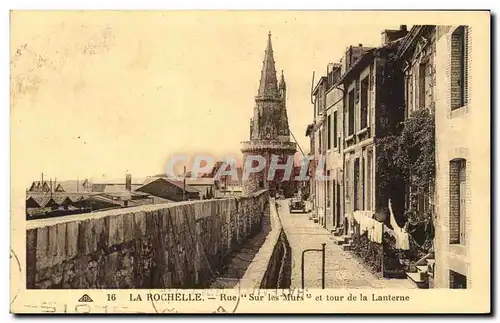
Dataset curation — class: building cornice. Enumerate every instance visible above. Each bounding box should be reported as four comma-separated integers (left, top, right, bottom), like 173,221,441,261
396,25,435,59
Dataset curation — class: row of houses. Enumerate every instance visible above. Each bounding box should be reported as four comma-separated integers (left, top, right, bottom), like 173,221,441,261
307,25,483,289
26,175,163,219
26,168,244,219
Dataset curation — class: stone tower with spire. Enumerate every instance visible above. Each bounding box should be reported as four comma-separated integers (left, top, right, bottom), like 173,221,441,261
241,32,297,197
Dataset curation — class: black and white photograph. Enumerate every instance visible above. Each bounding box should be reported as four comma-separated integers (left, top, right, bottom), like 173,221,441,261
9,10,491,314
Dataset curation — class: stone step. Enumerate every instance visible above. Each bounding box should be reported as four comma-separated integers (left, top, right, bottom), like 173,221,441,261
330,235,345,245
342,244,351,251
405,271,429,289
416,265,429,273
406,271,424,283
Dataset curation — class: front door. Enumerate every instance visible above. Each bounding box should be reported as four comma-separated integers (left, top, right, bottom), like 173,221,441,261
336,182,341,228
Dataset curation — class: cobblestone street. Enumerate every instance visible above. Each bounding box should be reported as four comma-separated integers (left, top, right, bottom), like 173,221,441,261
277,200,416,289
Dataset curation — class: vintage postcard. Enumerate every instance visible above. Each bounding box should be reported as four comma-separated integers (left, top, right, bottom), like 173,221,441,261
10,10,491,314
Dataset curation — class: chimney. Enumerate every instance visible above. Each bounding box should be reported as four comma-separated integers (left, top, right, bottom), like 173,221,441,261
126,174,132,191
381,27,409,45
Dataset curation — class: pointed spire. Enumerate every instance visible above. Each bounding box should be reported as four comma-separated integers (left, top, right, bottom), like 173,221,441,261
279,70,286,90
257,31,279,98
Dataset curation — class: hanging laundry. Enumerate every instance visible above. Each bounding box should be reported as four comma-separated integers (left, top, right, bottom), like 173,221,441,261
388,199,410,250
352,210,383,244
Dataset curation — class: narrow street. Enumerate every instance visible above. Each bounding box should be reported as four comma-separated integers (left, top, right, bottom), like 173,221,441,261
277,200,416,289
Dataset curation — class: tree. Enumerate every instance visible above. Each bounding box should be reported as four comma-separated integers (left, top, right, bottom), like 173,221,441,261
376,108,435,247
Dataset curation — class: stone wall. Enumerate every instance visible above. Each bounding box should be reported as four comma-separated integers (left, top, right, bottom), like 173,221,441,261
26,190,269,289
239,198,291,290
260,230,291,289
434,25,480,289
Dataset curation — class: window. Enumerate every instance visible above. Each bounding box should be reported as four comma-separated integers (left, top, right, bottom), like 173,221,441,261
326,170,331,208
327,114,331,150
318,132,322,154
360,77,369,129
419,60,429,109
408,72,414,113
332,179,336,217
333,111,338,148
336,182,341,226
449,159,466,244
345,161,350,203
361,155,365,210
355,79,360,104
366,149,373,210
353,158,360,211
348,90,355,136
450,271,467,289
417,187,430,215
404,75,409,117
451,26,468,110
319,95,323,115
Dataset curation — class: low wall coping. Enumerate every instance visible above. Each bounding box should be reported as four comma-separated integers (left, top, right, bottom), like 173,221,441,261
26,189,268,230
239,197,282,289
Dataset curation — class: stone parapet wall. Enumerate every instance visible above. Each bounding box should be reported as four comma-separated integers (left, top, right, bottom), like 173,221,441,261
260,230,291,289
239,198,291,289
26,190,269,289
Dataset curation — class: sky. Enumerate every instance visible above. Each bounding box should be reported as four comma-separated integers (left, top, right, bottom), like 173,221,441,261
11,11,403,187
